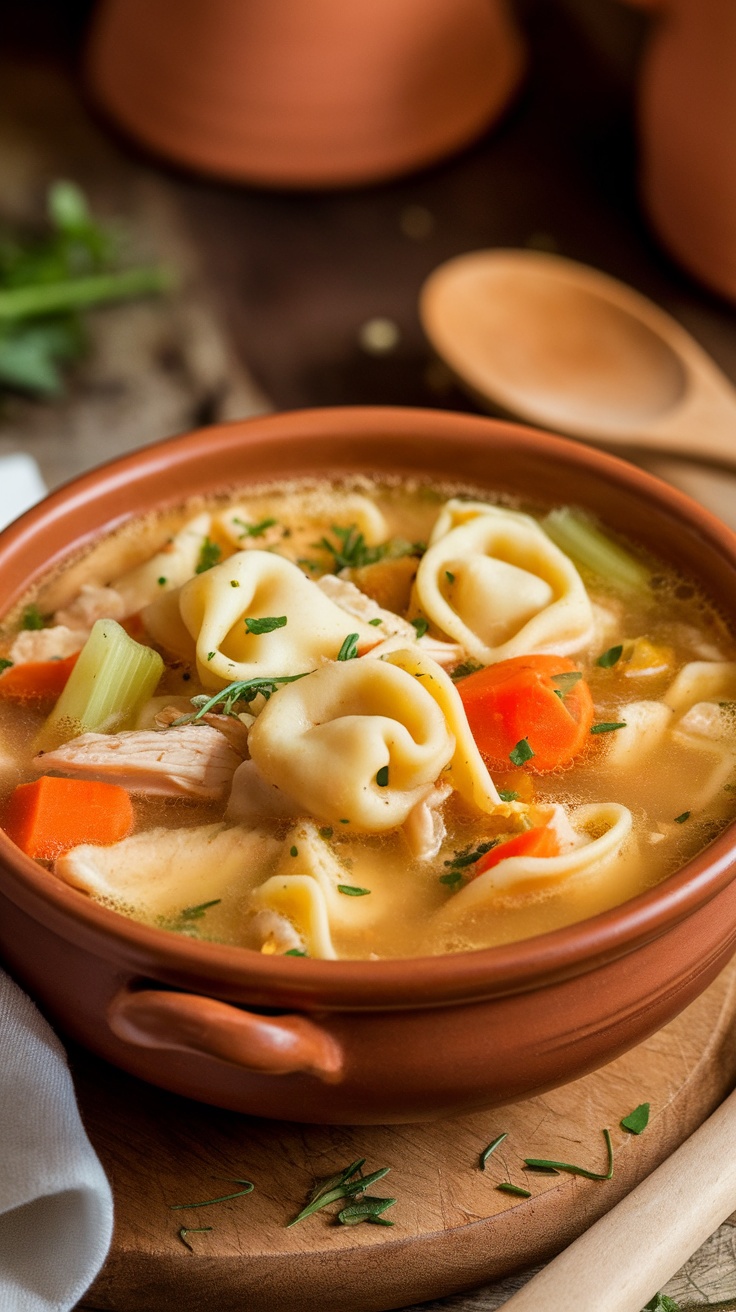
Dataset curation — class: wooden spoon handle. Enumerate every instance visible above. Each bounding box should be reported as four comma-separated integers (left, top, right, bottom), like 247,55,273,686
499,1087,736,1312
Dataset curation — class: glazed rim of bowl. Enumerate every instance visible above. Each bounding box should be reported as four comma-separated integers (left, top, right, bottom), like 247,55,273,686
1,406,736,1012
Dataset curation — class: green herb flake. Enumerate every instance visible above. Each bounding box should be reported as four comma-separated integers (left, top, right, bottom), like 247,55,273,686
440,839,499,886
287,1159,390,1227
230,580,240,588
376,765,389,787
524,1128,614,1181
450,659,483,682
20,603,46,631
244,615,287,635
337,632,360,661
445,571,455,583
170,1178,255,1210
439,869,464,887
597,644,624,669
195,537,221,574
591,721,627,735
337,885,371,897
0,658,13,673
339,818,350,825
178,1226,213,1252
289,845,298,858
319,827,334,840
233,516,277,539
673,811,691,824
368,617,383,626
411,617,429,638
496,1183,531,1198
497,790,519,802
642,1295,682,1312
620,1103,650,1135
509,738,534,766
480,1132,507,1170
179,899,221,921
284,948,308,957
157,576,167,586
206,651,215,662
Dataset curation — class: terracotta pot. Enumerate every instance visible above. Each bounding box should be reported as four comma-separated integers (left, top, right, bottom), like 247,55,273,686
84,0,526,188
626,0,736,303
1,407,736,1124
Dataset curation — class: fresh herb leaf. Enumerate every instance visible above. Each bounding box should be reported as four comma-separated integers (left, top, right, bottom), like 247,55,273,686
289,845,298,857
170,1179,254,1209
337,885,371,897
195,537,221,574
230,580,240,588
497,790,519,802
620,1103,650,1135
673,811,690,824
440,840,500,886
509,738,534,766
480,1132,507,1170
157,576,167,586
439,869,464,887
233,516,277,538
411,617,429,638
524,1128,614,1180
337,633,360,661
287,1160,390,1227
597,644,624,669
20,603,46,630
315,524,424,573
0,658,13,673
284,948,308,957
368,617,383,626
445,571,455,583
179,899,221,921
642,1296,682,1312
182,672,311,721
591,721,627,734
376,765,389,787
450,659,483,682
338,1197,396,1226
177,1226,213,1252
496,1183,531,1198
244,615,287,635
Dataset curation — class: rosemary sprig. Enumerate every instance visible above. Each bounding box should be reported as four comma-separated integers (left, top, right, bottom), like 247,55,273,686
524,1128,614,1180
287,1159,391,1227
173,671,311,723
177,1226,212,1252
480,1132,507,1171
170,1178,254,1209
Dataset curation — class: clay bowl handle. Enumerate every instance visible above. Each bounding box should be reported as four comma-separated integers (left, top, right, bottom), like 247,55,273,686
107,986,344,1082
499,1086,736,1310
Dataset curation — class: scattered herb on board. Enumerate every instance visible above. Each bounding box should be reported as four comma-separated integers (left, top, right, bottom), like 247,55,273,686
597,644,624,669
509,737,534,766
480,1132,507,1171
591,721,627,735
642,1296,682,1312
177,1226,212,1252
524,1128,614,1180
439,839,500,886
0,180,173,397
287,1158,393,1228
496,1183,531,1198
337,1197,396,1226
337,633,360,661
620,1103,650,1135
170,1178,255,1209
195,537,221,574
244,615,287,635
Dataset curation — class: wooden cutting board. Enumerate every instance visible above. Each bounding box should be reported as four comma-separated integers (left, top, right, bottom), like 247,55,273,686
76,955,736,1312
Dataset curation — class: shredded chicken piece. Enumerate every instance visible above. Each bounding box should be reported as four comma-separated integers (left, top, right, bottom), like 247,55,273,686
53,584,126,632
10,626,86,664
251,909,305,955
34,724,244,800
402,783,452,860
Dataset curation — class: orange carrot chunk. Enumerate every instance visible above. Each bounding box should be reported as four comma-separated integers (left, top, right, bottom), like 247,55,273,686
2,776,134,859
457,654,595,772
0,652,80,703
473,825,561,876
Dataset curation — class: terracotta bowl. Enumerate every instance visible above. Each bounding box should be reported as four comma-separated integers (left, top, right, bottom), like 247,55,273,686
1,407,736,1125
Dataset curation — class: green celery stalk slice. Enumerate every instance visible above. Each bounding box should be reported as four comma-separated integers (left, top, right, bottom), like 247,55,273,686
542,507,650,594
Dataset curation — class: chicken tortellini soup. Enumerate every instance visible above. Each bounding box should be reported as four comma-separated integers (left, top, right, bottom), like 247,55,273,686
1,480,734,959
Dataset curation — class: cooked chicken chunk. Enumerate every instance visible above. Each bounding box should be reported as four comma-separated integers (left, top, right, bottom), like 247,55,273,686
34,724,243,801
10,625,86,664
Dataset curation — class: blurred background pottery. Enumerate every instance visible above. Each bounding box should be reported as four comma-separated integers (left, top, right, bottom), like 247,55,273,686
625,0,736,304
85,0,527,188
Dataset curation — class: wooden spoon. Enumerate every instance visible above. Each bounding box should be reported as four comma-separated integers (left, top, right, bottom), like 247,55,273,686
498,1084,736,1311
420,248,736,465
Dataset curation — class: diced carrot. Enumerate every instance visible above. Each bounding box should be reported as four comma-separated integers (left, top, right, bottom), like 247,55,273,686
457,654,595,772
0,652,80,704
2,776,134,859
473,825,561,876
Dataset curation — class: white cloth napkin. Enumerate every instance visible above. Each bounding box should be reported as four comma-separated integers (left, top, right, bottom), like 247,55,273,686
0,970,114,1312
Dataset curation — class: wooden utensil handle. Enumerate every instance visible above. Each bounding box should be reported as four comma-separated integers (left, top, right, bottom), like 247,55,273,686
107,986,344,1082
500,1087,736,1311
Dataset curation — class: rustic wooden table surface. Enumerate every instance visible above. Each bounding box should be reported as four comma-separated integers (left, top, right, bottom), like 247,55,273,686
2,0,736,1307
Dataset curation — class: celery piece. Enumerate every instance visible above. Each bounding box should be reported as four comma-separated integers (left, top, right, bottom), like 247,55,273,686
37,619,164,749
542,507,650,593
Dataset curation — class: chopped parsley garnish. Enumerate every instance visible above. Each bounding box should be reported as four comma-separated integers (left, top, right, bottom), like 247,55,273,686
376,765,389,787
480,1132,507,1170
450,659,484,682
157,576,167,586
337,632,360,661
244,614,287,634
319,827,334,840
368,617,383,626
440,840,499,885
445,571,455,583
230,580,240,588
509,738,534,766
620,1103,650,1135
206,651,215,661
496,1183,531,1198
289,845,298,857
597,644,623,669
673,811,690,824
591,721,627,734
287,1159,391,1227
179,899,221,921
195,537,221,574
284,948,308,957
524,1128,614,1180
497,789,519,802
20,603,46,630
411,617,429,638
339,818,350,825
0,658,13,673
337,885,371,897
314,523,424,573
233,516,277,538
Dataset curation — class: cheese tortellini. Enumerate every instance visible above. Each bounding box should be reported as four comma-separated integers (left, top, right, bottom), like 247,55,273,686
412,499,594,662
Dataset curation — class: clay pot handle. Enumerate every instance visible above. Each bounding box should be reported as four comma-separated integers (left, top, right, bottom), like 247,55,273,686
107,987,344,1082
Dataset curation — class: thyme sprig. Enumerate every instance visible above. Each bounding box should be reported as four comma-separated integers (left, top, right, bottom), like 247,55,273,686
287,1158,393,1228
174,671,311,723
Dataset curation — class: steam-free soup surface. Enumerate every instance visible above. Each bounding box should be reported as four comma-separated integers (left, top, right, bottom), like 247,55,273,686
1,478,734,959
